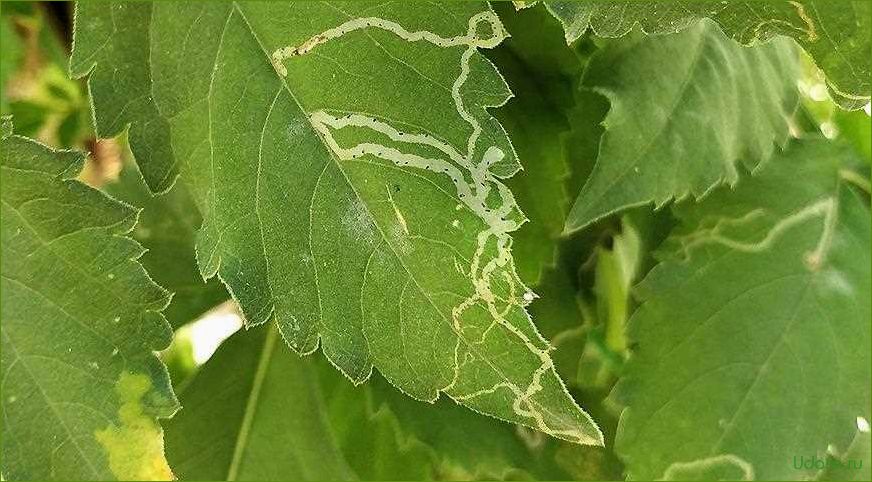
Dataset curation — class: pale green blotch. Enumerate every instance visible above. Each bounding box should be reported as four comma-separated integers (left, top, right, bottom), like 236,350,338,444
95,372,174,481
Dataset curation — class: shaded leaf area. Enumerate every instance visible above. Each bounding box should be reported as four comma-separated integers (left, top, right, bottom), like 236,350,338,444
798,62,872,165
544,0,871,110
565,20,799,232
832,108,872,165
71,2,601,444
613,139,871,480
820,431,871,481
524,208,675,482
165,324,572,481
498,42,666,476
0,119,177,480
105,163,228,330
486,2,581,286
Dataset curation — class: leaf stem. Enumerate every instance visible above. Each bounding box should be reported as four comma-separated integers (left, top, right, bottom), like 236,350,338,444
227,324,278,480
839,169,871,195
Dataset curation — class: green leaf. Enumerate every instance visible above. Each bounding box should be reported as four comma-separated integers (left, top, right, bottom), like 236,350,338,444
165,323,568,480
164,324,361,480
487,2,582,286
545,0,871,110
105,163,229,329
0,120,177,480
833,108,872,164
71,2,601,445
565,20,799,232
819,431,870,481
593,218,640,356
614,139,871,480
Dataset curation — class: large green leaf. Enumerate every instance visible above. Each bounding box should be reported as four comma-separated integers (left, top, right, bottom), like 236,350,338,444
71,2,601,444
165,323,569,480
613,139,871,480
544,0,871,110
0,119,177,480
565,20,799,232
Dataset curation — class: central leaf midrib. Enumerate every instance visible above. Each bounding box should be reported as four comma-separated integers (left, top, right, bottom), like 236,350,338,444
229,2,583,431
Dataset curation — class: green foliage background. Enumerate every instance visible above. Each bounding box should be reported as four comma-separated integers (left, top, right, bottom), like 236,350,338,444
1,1,869,481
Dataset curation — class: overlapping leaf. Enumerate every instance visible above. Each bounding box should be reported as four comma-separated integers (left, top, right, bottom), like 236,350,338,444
0,119,177,480
164,323,570,480
614,139,871,480
106,164,228,329
487,2,581,286
71,2,601,444
164,325,363,481
565,20,799,231
545,0,871,110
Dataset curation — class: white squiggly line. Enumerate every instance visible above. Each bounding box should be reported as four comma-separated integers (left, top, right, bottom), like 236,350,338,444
272,10,596,444
674,197,837,270
659,453,755,481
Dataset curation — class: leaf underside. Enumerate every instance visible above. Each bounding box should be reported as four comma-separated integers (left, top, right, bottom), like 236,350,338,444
565,19,799,232
545,0,871,110
71,2,601,445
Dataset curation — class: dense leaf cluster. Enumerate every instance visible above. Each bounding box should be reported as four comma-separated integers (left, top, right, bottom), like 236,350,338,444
1,1,869,480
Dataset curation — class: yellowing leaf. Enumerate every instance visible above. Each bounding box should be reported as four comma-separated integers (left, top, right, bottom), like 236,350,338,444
95,373,174,481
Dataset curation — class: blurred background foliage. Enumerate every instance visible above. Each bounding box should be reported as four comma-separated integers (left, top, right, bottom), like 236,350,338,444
1,2,869,480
